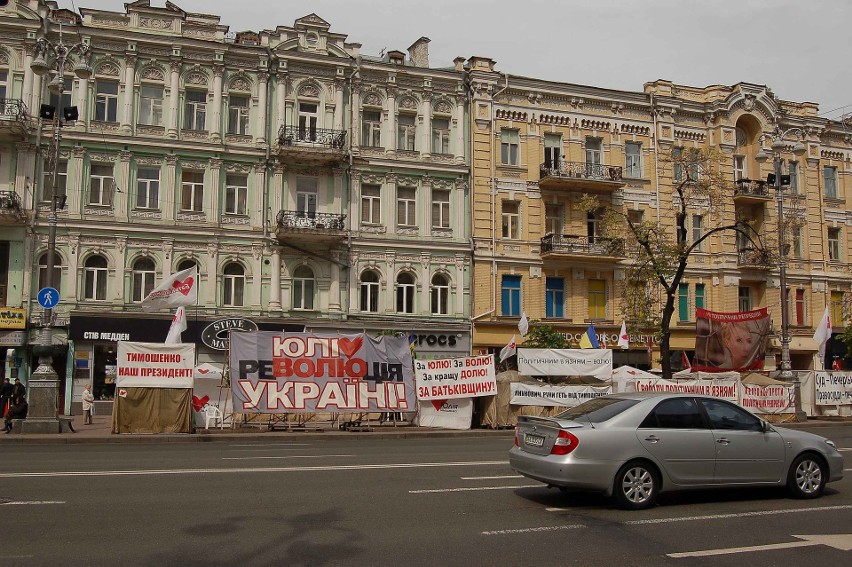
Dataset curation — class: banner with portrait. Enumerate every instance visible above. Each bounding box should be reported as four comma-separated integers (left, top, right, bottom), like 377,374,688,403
693,308,769,372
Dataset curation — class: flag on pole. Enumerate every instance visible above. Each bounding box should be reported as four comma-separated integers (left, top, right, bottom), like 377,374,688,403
813,306,833,363
518,311,529,336
141,266,198,310
165,306,187,344
617,321,630,350
579,324,600,349
499,334,517,362
681,351,691,371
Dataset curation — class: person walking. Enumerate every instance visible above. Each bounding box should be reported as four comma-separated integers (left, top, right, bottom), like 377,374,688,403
0,378,12,419
81,383,95,425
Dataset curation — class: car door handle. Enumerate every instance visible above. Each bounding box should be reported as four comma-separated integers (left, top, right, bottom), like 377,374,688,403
644,435,659,443
716,438,730,445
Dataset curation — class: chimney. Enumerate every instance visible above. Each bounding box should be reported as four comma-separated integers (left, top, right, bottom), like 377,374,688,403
407,36,430,68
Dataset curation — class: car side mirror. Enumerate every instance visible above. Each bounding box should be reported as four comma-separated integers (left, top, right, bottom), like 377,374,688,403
761,420,773,433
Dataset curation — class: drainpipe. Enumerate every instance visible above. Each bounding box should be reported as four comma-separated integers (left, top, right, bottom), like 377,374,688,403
490,74,509,313
650,92,661,225
342,60,359,320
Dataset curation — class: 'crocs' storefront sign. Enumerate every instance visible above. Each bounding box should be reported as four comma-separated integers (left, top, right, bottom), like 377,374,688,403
201,318,258,350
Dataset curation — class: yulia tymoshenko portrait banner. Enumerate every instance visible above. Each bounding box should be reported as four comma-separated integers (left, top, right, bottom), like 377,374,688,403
693,308,770,372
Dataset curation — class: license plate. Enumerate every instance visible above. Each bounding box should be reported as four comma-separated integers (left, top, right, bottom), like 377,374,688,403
525,434,545,447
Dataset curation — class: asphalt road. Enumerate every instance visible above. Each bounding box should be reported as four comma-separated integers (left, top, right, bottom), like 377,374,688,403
0,426,850,567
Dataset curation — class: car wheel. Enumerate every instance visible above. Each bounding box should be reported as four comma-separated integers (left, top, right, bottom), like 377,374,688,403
787,454,826,499
613,460,659,510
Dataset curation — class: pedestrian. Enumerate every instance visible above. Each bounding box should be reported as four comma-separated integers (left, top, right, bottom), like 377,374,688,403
4,395,28,433
0,377,12,418
81,383,95,425
11,378,25,400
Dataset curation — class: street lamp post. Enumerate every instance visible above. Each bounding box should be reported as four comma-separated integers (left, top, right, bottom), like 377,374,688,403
755,127,806,420
22,29,91,433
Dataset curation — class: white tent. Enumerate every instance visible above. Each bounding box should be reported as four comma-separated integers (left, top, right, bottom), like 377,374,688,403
193,362,224,381
611,365,658,393
673,369,740,381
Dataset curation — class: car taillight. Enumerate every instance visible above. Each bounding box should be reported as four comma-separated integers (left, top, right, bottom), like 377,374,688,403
514,425,519,446
550,430,579,455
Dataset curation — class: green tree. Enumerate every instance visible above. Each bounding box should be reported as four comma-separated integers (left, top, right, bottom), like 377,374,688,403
522,322,568,349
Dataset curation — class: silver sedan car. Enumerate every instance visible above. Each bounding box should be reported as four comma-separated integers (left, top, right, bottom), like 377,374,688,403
509,392,844,510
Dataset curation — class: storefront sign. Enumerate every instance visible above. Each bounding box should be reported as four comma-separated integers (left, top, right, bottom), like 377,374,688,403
230,332,415,413
201,317,259,350
0,308,26,330
518,349,613,379
116,342,195,388
414,355,496,401
510,382,611,407
740,384,795,414
815,371,852,406
0,331,27,346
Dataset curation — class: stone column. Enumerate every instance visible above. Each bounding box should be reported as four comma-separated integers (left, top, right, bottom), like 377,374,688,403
420,253,430,313
163,154,177,221
350,81,361,150
68,147,85,216
385,86,397,153
22,46,34,113
385,173,397,234
329,254,341,312
271,164,284,221
161,238,174,277
276,72,287,136
421,92,432,157
332,167,344,214
206,242,218,307
115,236,127,303
121,54,136,133
333,78,345,132
454,254,465,315
77,78,89,130
279,255,291,312
269,247,282,311
251,245,263,309
256,72,268,145
208,158,221,223
421,176,432,238
253,162,265,229
210,65,223,142
30,74,42,119
454,180,467,238
66,233,79,301
454,95,465,163
167,60,180,138
115,150,131,221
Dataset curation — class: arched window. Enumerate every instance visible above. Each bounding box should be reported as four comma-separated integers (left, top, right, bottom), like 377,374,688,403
177,259,198,273
132,258,156,302
396,272,415,314
37,253,62,294
222,263,245,307
292,266,315,310
360,270,380,312
83,255,108,300
431,273,449,315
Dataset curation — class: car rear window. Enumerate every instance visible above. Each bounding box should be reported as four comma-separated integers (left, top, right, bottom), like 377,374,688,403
554,397,640,423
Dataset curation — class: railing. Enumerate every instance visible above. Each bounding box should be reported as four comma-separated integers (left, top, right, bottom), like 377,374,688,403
278,126,346,149
0,99,29,122
541,234,624,256
0,191,22,211
734,180,771,198
738,248,772,266
540,161,623,182
276,210,347,231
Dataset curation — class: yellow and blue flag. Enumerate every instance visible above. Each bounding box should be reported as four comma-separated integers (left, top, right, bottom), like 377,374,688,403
579,324,600,349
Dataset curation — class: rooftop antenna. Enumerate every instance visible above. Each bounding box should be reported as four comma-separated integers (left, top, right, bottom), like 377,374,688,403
379,47,386,58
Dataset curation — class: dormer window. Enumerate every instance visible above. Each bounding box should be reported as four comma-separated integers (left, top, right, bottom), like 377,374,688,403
388,51,405,65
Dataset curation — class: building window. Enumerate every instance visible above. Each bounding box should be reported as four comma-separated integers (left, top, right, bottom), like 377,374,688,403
181,171,204,212
89,164,114,206
432,117,450,154
544,134,561,169
587,211,600,243
139,85,163,126
292,265,315,310
0,70,5,100
396,272,416,314
501,275,521,317
222,263,245,307
588,279,606,320
361,184,381,225
501,201,519,239
132,258,156,302
672,147,683,182
95,80,119,122
789,161,799,194
299,102,318,140
296,177,318,215
83,255,108,301
824,166,838,199
794,288,806,326
692,214,704,251
177,259,197,273
398,114,416,151
184,90,207,131
42,159,67,201
545,204,563,236
625,142,642,178
361,110,382,147
678,283,689,322
831,291,843,328
627,209,644,226
397,186,417,227
48,76,72,114
733,155,746,181
431,273,449,315
136,167,160,209
37,253,62,293
585,138,602,169
225,174,248,215
360,270,380,312
228,95,250,135
791,226,803,258
695,283,705,310
432,189,451,229
500,129,519,165
545,277,564,318
828,227,841,261
738,286,752,312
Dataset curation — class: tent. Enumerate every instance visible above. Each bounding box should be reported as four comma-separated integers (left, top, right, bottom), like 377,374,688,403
611,365,658,393
740,372,791,386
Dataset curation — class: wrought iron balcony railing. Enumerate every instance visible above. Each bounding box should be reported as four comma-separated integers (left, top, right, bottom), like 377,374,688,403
734,179,771,198
276,210,347,231
0,190,22,211
0,99,29,122
541,234,624,256
738,248,772,267
278,125,346,149
540,161,623,182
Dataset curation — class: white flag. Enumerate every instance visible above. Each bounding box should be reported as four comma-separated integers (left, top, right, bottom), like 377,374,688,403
165,306,187,344
518,312,529,336
617,321,629,350
813,306,833,362
141,267,198,311
499,334,517,363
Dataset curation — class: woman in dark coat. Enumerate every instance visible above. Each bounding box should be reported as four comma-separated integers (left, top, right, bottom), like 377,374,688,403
0,378,12,418
4,395,28,433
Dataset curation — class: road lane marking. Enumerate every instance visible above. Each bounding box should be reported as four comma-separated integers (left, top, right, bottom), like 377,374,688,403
482,524,586,536
460,475,524,480
228,443,312,447
222,454,355,460
668,533,852,558
0,501,65,506
623,504,852,525
0,460,509,478
410,485,541,494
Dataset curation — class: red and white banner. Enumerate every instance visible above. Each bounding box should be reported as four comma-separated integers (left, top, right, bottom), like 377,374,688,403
739,384,795,414
693,308,769,372
510,382,611,407
116,342,195,388
141,266,198,310
416,398,473,430
634,377,739,403
415,355,496,401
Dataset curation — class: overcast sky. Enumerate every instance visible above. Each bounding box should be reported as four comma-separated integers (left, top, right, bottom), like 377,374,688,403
58,0,852,122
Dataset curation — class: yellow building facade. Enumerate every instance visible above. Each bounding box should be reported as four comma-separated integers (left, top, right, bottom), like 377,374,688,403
467,57,852,370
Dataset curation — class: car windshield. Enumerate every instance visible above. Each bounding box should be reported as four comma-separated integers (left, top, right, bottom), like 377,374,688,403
555,397,640,423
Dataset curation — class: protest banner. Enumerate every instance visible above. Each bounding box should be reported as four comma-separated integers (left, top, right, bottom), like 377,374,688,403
633,377,739,403
414,354,496,401
693,308,769,372
739,384,795,414
116,342,195,388
416,398,473,430
510,382,611,407
814,372,852,406
517,349,612,379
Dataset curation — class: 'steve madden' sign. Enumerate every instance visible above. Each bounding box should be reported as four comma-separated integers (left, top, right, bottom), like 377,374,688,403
201,318,258,350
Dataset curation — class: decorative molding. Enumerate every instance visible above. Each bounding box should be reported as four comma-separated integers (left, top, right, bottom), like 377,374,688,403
221,215,250,225
360,225,387,234
140,66,165,82
130,209,163,220
177,212,207,222
83,206,115,217
186,70,209,86
140,17,174,31
95,61,120,77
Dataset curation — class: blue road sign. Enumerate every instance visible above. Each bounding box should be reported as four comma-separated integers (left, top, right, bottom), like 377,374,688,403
37,287,60,309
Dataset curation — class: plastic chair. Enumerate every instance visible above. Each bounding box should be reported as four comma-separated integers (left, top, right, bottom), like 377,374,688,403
204,404,224,429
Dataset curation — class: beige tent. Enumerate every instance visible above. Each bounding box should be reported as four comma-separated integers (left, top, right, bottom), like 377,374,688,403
740,372,791,386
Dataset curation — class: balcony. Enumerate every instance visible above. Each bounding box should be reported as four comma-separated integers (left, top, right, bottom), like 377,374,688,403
737,248,772,269
276,126,347,165
0,191,26,225
276,210,347,244
0,99,31,140
540,234,625,261
733,179,773,204
539,161,625,192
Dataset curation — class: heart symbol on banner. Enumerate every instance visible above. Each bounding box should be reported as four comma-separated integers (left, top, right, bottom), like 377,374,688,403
192,395,210,412
338,336,363,358
173,277,194,296
431,399,447,412
197,368,209,374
